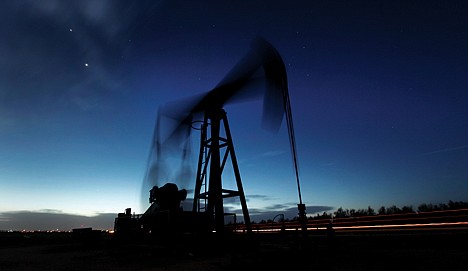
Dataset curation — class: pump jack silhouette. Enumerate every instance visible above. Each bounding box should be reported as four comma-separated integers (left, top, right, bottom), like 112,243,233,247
116,37,306,237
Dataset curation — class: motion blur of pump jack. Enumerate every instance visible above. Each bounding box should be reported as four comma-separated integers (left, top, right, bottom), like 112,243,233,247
114,36,306,239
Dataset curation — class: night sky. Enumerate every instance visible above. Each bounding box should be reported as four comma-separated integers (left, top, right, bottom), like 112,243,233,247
1,0,467,231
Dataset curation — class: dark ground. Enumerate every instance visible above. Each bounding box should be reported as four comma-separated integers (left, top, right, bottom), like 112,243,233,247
1,229,467,271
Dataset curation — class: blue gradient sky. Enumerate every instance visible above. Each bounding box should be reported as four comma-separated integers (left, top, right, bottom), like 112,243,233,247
1,0,467,230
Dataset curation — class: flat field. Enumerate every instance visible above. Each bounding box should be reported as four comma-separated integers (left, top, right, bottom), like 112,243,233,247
1,229,467,271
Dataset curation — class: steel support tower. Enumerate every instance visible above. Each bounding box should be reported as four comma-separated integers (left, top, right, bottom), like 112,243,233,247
192,108,252,234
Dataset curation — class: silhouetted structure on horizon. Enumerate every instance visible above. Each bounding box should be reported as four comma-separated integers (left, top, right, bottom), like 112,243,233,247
114,37,306,240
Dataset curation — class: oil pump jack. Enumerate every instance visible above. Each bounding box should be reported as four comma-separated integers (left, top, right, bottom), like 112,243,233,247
114,37,306,238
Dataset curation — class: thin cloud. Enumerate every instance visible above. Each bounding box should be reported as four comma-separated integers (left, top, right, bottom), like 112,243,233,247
239,150,286,166
0,211,116,231
260,150,287,157
0,1,163,118
246,194,275,201
229,202,334,223
419,145,468,156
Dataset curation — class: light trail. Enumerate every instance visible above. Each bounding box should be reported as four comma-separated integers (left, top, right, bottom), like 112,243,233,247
232,221,468,234
333,221,468,230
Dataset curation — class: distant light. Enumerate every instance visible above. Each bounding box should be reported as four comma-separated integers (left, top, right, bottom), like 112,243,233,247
69,28,73,32
85,63,89,67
